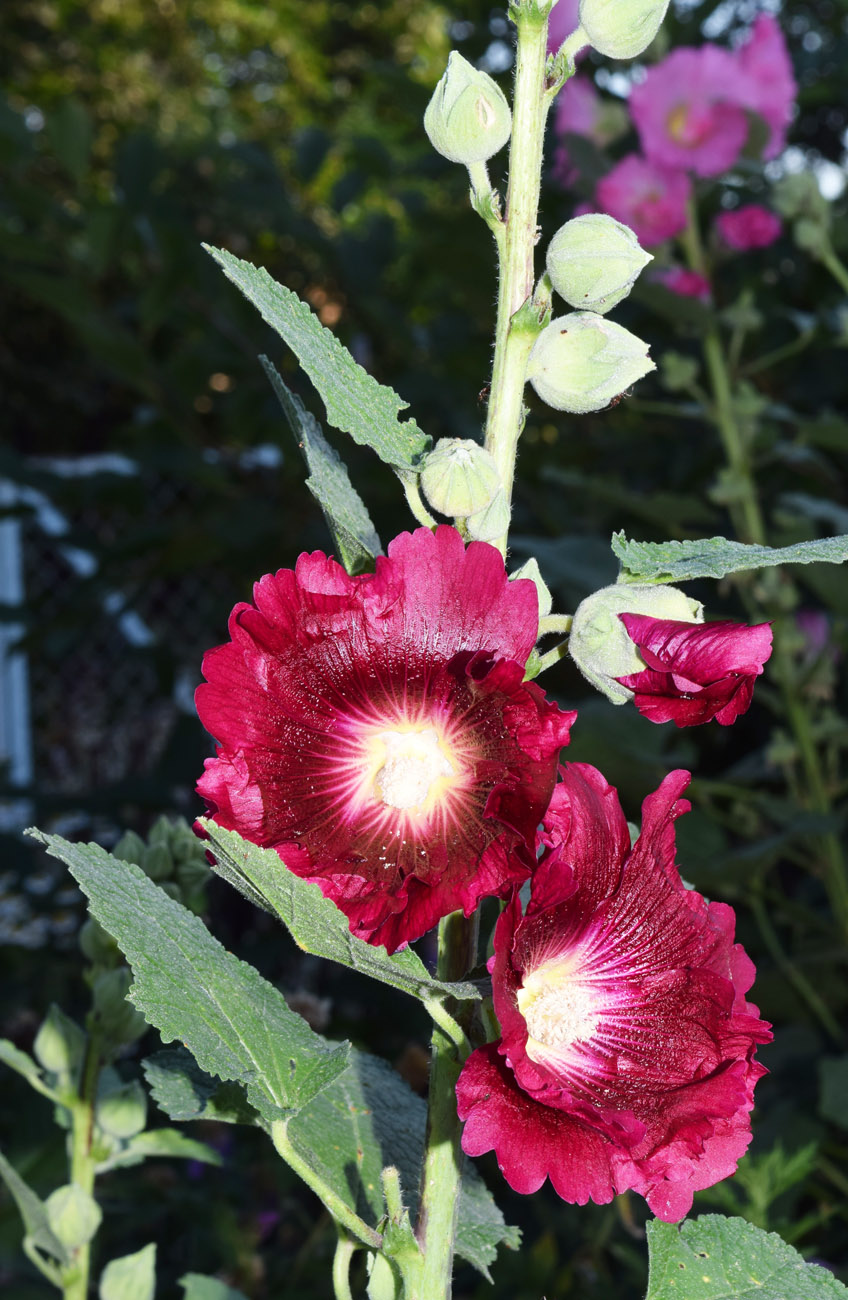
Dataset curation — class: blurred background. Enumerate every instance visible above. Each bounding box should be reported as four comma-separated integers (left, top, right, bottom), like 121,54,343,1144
2,1,848,1295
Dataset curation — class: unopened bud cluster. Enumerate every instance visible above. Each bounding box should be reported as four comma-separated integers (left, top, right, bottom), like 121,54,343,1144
111,816,210,915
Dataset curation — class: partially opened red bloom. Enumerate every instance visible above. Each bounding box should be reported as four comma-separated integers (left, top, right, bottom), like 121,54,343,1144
616,614,773,726
196,526,575,952
457,764,771,1222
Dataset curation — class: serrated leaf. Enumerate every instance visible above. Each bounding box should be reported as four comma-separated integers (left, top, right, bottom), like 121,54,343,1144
30,831,350,1123
200,821,480,1007
143,1048,261,1126
97,1128,224,1173
645,1215,848,1299
0,1148,70,1266
613,531,848,584
260,355,382,574
286,1048,519,1279
205,245,430,469
100,1243,156,1300
180,1275,248,1300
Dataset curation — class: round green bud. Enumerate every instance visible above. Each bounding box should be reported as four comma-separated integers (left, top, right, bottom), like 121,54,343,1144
465,489,510,543
546,214,652,314
79,917,120,968
526,313,654,414
578,0,670,58
33,1005,86,1075
113,830,146,867
92,968,147,1047
424,52,512,166
419,438,501,519
45,1184,102,1250
772,172,829,225
569,583,703,704
96,1079,148,1139
142,842,172,882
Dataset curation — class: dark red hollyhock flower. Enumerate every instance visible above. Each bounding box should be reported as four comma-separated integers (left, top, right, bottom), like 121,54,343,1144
196,526,575,952
457,763,771,1222
616,614,773,726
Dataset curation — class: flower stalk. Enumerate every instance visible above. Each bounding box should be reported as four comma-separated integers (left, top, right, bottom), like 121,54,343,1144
62,1034,102,1300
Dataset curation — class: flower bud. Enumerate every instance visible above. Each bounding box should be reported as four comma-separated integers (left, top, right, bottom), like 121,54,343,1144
510,558,553,619
569,583,703,703
33,1005,86,1076
578,0,670,58
419,438,501,518
424,52,512,165
113,830,146,867
96,1079,148,1139
546,214,652,314
79,917,120,967
92,968,147,1047
526,313,654,413
465,489,510,543
46,1185,102,1251
142,842,172,882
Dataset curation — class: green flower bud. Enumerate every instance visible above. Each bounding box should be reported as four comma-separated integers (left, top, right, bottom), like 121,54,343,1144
79,917,121,968
578,0,670,58
420,438,501,518
45,1184,102,1250
33,1005,86,1076
142,842,172,882
510,558,553,619
424,52,511,165
772,172,830,225
113,831,146,867
465,489,510,543
148,814,174,847
570,583,703,703
547,214,651,314
96,1079,148,1139
92,968,147,1048
526,313,654,414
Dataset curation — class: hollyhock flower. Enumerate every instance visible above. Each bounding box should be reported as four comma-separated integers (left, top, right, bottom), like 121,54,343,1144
616,613,773,726
457,763,771,1222
596,154,691,246
548,0,582,54
630,45,750,178
196,526,575,952
734,15,796,160
553,76,629,188
659,268,711,301
717,205,782,251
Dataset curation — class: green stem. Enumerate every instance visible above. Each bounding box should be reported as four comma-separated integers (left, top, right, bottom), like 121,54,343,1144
483,4,553,554
270,1121,382,1250
331,1231,356,1300
415,910,478,1300
63,1035,102,1300
397,470,438,529
819,244,848,295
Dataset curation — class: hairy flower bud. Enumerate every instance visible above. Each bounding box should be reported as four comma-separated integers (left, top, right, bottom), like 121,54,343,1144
424,52,512,165
46,1185,102,1251
34,1005,86,1076
420,438,501,518
547,214,652,313
526,313,654,413
570,583,703,703
466,489,511,543
96,1079,148,1139
578,0,670,59
92,968,147,1047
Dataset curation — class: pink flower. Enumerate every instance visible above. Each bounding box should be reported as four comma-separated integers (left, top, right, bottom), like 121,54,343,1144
630,46,751,177
456,763,771,1223
548,0,581,54
596,154,691,246
660,268,711,301
717,205,782,251
196,526,575,952
734,15,796,160
616,614,773,726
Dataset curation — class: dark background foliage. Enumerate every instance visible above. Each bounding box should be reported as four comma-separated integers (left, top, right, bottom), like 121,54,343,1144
1,1,848,1295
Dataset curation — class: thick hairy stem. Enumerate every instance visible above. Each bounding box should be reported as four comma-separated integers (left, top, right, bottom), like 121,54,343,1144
331,1232,356,1300
415,910,478,1300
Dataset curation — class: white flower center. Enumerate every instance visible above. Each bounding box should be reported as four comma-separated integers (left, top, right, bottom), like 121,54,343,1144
517,956,600,1057
373,728,456,812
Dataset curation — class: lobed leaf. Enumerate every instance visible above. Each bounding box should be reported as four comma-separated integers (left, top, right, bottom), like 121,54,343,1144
645,1215,848,1298
30,832,350,1124
613,531,848,584
143,1048,261,1127
200,821,480,1006
96,1128,224,1173
205,245,431,469
260,355,382,574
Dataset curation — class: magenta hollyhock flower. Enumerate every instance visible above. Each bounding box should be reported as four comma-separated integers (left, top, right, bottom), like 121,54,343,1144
717,205,782,251
734,15,796,160
596,154,691,246
630,45,750,178
616,614,773,726
659,268,711,301
456,763,771,1222
196,526,575,952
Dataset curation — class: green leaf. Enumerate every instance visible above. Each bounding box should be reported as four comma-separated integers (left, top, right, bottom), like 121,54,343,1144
200,821,480,1006
819,1055,848,1131
645,1215,848,1298
260,355,382,574
143,1048,261,1127
180,1275,249,1300
30,831,350,1123
0,1039,56,1100
96,1128,224,1173
286,1048,519,1279
205,245,430,469
613,531,848,584
100,1243,156,1300
0,1148,70,1265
